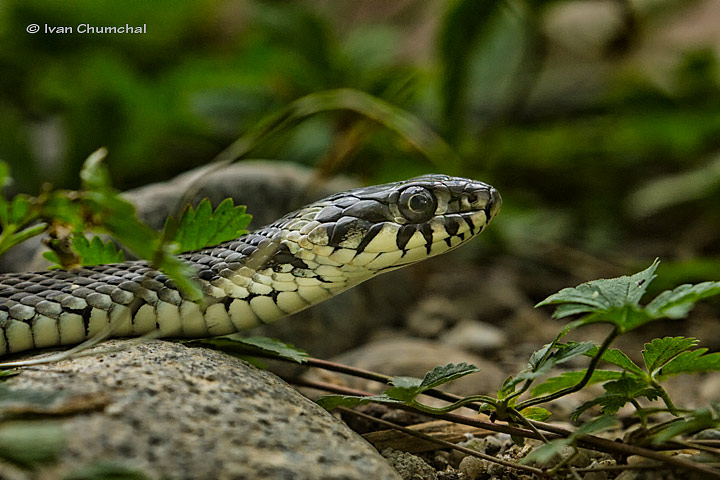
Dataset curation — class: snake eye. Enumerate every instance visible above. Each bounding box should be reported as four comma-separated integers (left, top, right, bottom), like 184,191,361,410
399,186,437,222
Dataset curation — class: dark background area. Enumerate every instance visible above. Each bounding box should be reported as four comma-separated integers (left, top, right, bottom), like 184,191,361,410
1,0,719,307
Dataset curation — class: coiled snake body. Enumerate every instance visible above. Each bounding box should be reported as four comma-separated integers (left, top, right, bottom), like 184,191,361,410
0,175,501,356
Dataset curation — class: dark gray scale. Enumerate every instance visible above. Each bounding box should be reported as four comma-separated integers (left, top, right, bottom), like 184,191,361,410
342,200,391,223
444,214,463,237
418,223,433,254
35,300,63,318
396,224,417,251
322,195,359,210
19,295,43,307
314,205,344,223
329,217,372,248
158,287,181,305
462,214,476,235
355,222,384,253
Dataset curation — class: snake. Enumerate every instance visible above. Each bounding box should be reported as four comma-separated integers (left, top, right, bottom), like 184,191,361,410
0,174,501,357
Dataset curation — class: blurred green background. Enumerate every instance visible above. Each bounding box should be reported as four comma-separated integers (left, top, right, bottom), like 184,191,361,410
1,0,719,289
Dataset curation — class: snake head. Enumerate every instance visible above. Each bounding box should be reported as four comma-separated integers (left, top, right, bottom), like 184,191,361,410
277,175,501,275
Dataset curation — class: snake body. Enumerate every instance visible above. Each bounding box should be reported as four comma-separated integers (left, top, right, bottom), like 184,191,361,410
0,175,500,356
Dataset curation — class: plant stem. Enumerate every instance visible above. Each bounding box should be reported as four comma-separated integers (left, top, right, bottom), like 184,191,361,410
516,327,620,410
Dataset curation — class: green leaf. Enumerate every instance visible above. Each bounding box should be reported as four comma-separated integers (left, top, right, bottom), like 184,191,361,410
536,260,660,333
537,260,659,314
521,415,619,466
165,198,251,253
595,348,646,376
186,335,309,364
72,236,125,266
650,404,720,445
531,370,624,397
642,337,698,374
660,348,720,376
572,378,662,420
418,362,480,391
520,438,568,466
520,406,552,421
646,282,720,319
316,394,403,411
79,147,112,190
384,363,480,403
0,421,65,468
8,194,33,226
437,0,504,143
499,342,595,398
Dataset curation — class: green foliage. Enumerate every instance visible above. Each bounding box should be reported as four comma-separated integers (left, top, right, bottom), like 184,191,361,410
186,335,309,365
163,198,251,253
0,421,65,468
437,0,503,141
497,342,595,401
521,416,619,466
43,235,125,268
0,149,256,301
317,363,483,413
536,259,720,334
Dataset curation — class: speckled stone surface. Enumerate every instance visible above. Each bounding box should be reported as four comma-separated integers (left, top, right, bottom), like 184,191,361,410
1,340,400,480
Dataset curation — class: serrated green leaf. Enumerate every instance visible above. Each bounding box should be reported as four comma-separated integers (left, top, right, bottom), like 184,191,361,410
166,198,251,253
72,236,125,266
0,421,65,468
390,376,423,390
316,393,403,411
593,348,645,376
531,370,624,397
660,348,720,376
646,282,720,319
536,260,660,332
572,378,662,420
500,342,595,398
419,362,480,391
520,406,552,421
642,337,698,374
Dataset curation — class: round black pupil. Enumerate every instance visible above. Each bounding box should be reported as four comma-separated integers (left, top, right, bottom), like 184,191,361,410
408,193,429,212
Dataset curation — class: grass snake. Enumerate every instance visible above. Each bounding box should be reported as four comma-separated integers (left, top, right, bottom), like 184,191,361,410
0,174,501,356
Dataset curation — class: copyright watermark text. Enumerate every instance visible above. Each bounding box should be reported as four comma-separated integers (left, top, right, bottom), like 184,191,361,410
26,24,147,35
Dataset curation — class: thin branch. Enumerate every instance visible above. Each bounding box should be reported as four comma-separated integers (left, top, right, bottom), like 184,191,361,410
337,407,544,475
294,377,720,478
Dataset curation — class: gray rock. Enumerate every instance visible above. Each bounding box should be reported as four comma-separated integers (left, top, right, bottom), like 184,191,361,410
1,340,400,480
438,320,507,352
381,448,436,480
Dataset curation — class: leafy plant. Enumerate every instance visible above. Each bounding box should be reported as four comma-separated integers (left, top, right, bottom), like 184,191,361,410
314,260,720,475
0,148,251,300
